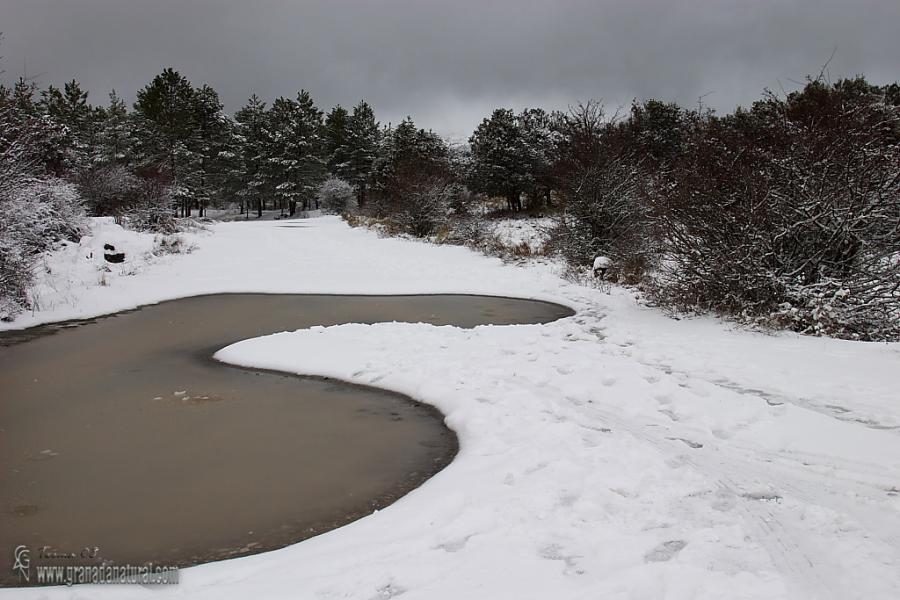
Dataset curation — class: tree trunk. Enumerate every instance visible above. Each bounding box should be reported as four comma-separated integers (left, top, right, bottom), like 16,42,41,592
510,190,522,212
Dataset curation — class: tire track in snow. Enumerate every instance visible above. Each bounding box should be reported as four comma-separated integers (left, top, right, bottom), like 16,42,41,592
600,416,830,597
573,402,899,600
637,357,900,435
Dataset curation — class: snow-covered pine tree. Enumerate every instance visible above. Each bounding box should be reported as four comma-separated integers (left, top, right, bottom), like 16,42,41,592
190,84,229,216
97,91,134,167
325,105,352,180
268,90,327,215
345,100,379,206
369,116,451,234
233,94,272,218
468,108,531,211
133,68,199,216
516,107,559,207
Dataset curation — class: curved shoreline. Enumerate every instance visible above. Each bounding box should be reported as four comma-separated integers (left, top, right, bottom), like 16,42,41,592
0,291,576,337
0,293,573,586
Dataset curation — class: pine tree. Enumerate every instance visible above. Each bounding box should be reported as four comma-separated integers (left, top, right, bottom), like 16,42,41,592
371,117,448,205
291,90,327,211
468,108,530,211
133,68,198,215
215,116,244,208
324,105,351,179
38,79,108,176
267,91,327,215
97,90,133,166
233,94,271,218
344,100,379,205
8,78,68,175
516,107,559,207
191,84,228,216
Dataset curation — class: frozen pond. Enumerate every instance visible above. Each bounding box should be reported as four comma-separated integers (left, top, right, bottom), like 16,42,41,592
0,293,572,585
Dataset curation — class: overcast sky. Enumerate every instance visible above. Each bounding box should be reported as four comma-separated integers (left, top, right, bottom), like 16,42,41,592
1,0,898,138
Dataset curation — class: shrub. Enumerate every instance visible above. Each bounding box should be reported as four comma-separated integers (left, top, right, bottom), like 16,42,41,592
650,82,900,339
392,177,453,237
126,180,176,234
550,142,656,284
77,165,141,217
0,177,87,320
316,177,356,214
152,234,194,256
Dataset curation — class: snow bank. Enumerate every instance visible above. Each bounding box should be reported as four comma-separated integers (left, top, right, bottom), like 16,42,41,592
2,216,570,332
24,217,195,319
4,216,900,600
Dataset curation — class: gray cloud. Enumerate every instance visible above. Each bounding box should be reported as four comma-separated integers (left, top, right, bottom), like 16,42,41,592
1,0,898,137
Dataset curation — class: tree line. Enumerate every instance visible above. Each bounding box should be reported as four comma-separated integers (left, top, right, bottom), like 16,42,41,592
0,68,385,221
1,64,898,339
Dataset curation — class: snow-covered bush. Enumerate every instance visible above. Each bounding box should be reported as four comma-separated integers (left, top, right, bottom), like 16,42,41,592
316,177,356,214
438,216,489,248
0,177,87,320
125,180,176,234
152,234,193,256
0,231,32,319
446,183,478,216
770,277,900,340
650,80,900,340
77,164,141,216
393,178,453,237
3,178,87,250
549,155,655,284
542,80,899,339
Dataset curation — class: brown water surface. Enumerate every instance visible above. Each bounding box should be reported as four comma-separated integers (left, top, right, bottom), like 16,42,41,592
0,293,572,585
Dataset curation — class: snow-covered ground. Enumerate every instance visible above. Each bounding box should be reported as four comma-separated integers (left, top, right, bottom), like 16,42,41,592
4,216,900,599
487,216,555,253
21,217,200,320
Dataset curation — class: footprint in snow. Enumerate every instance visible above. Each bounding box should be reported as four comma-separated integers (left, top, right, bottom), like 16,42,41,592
370,581,406,599
741,491,782,502
644,540,687,563
435,535,472,553
667,437,703,449
654,391,672,403
557,491,579,507
658,408,680,421
525,461,549,474
539,543,584,575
